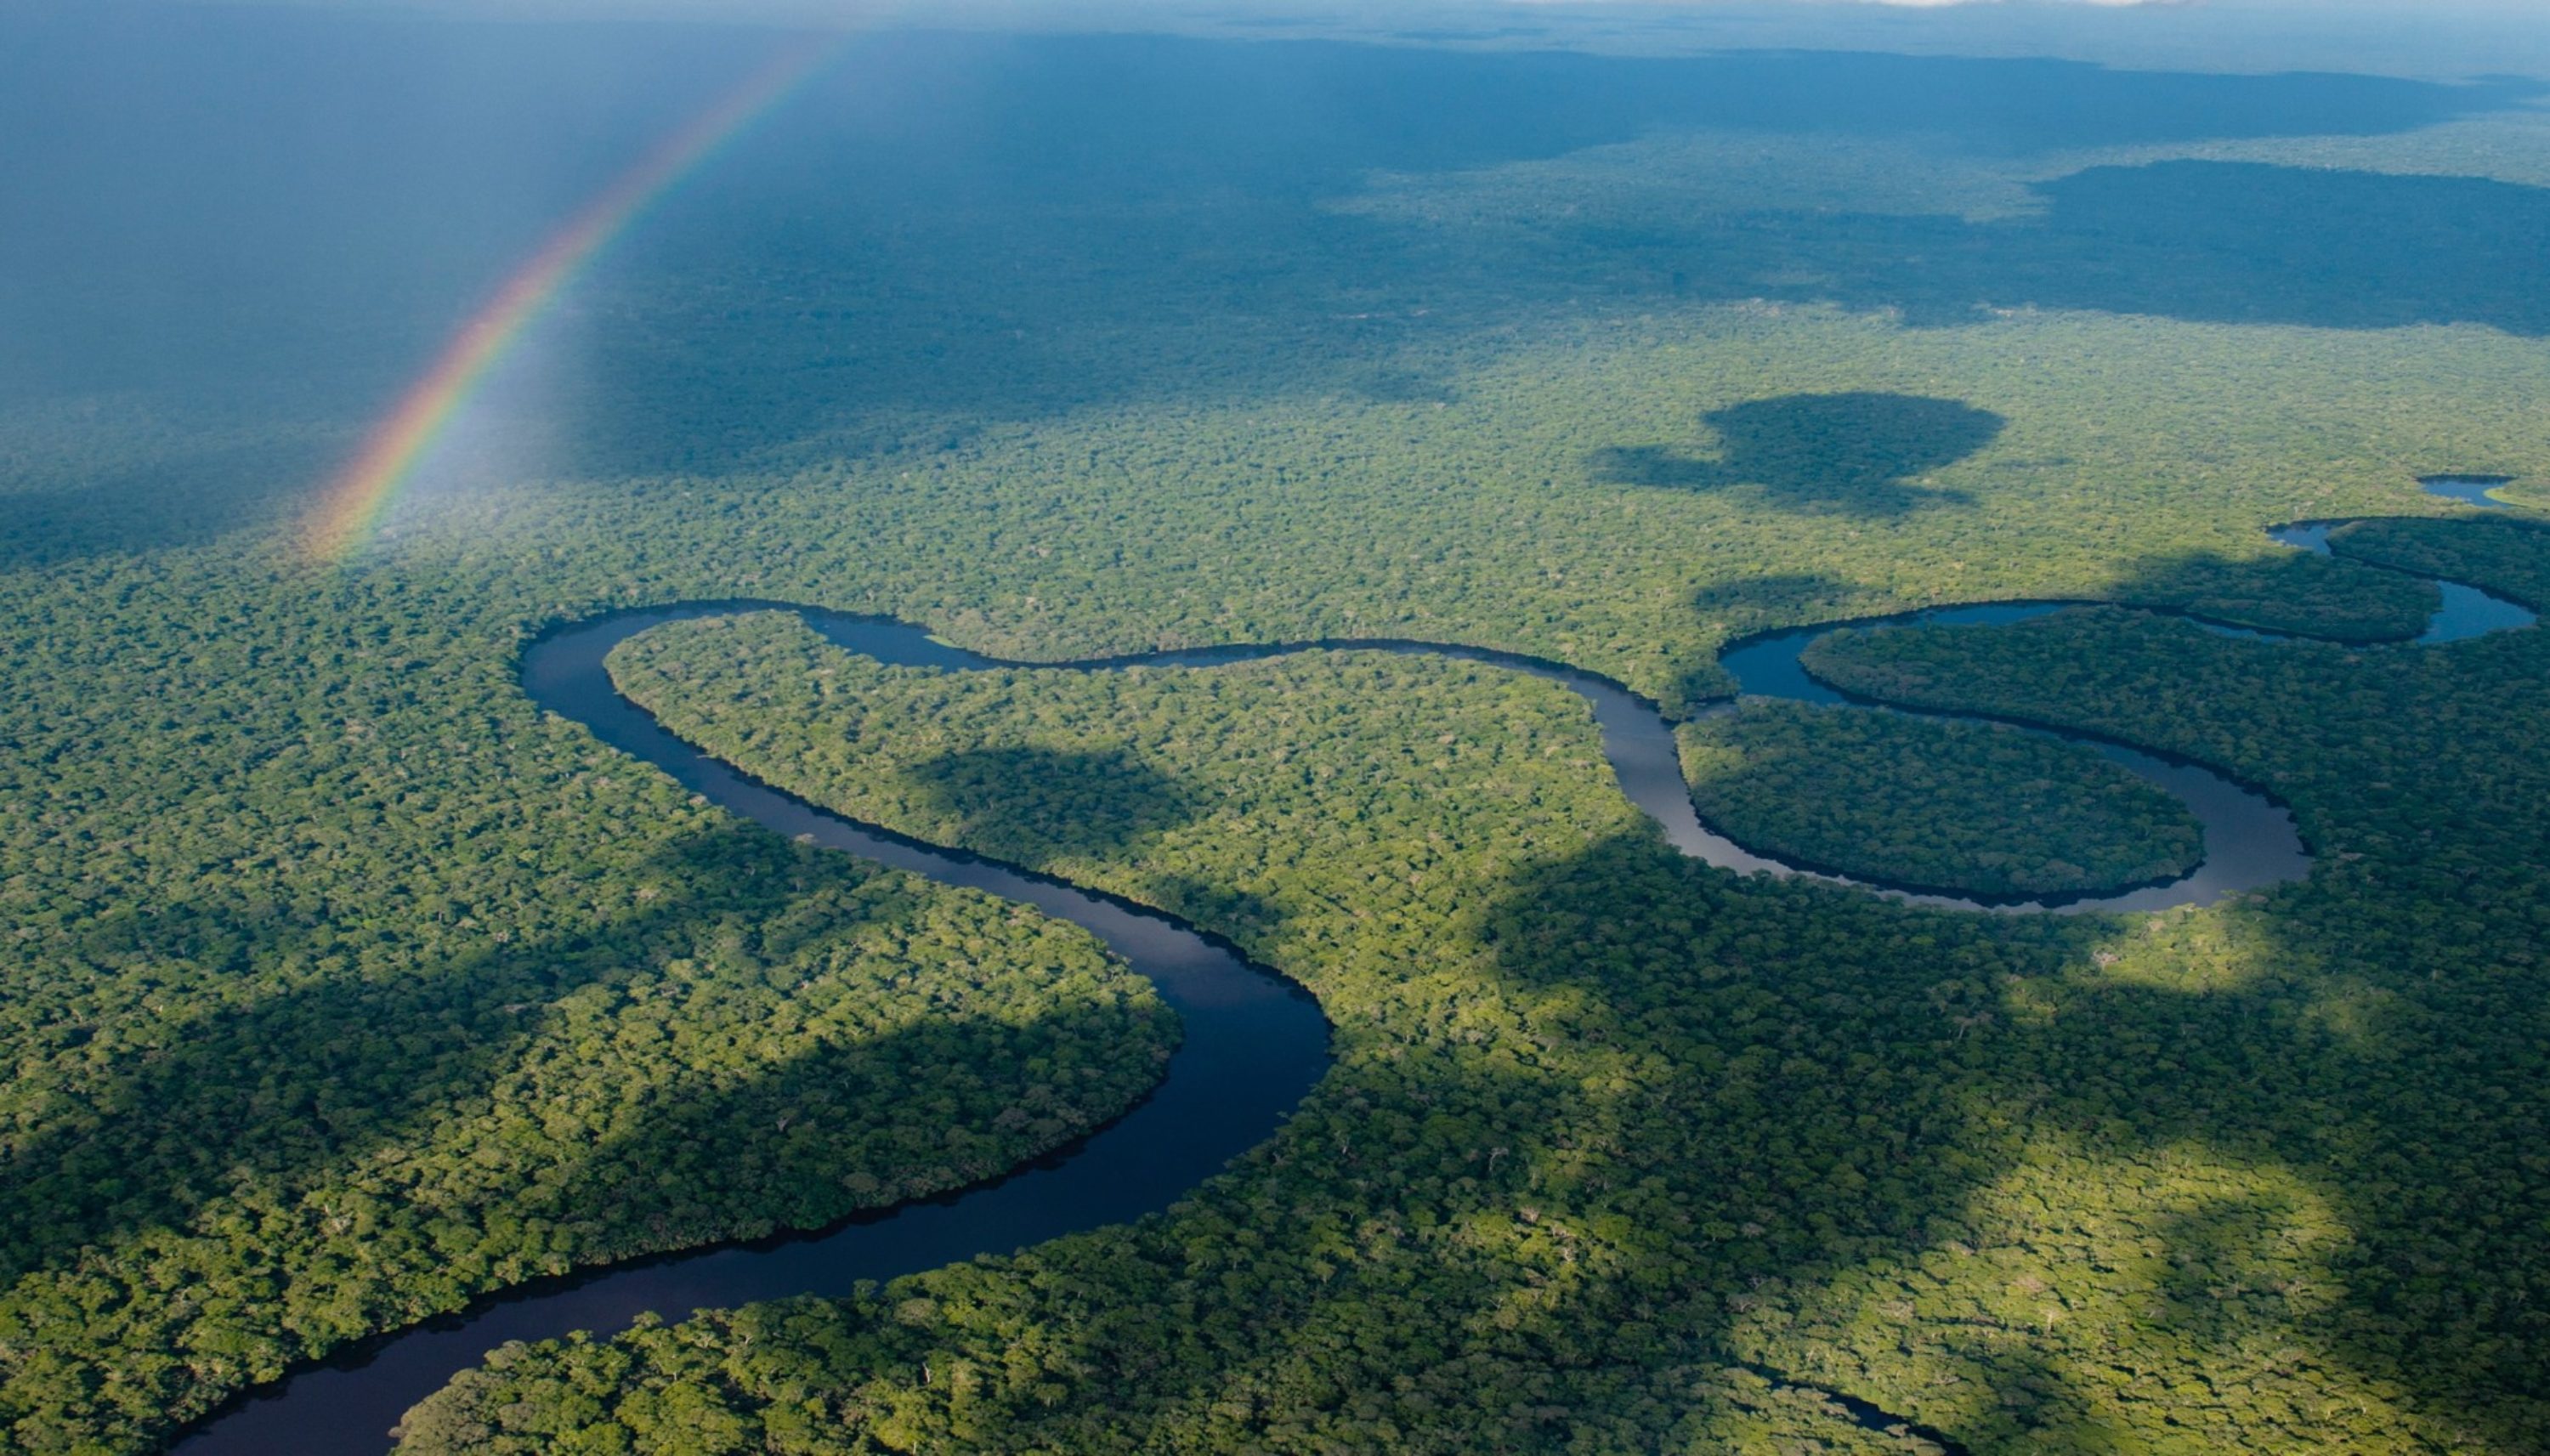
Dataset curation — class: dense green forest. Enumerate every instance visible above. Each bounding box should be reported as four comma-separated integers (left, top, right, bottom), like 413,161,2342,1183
7,14,2550,1453
0,567,1176,1449
1675,701,2202,898
401,535,2550,1449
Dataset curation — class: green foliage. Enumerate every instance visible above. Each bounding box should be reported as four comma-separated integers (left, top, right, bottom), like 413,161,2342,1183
1790,521,2550,1450
2329,517,2550,608
1677,701,2202,898
0,570,1172,1451
8,29,2550,1453
400,552,2550,1451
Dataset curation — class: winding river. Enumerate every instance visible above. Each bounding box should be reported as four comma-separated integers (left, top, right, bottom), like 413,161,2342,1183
174,488,2532,1453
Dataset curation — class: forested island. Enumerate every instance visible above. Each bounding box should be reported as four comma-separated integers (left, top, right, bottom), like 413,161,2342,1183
7,8,2550,1453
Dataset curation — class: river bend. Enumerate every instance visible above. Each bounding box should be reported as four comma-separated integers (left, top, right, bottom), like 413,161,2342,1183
173,491,2531,1453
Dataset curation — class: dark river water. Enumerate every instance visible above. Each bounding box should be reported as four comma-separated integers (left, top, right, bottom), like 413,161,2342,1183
2268,509,2536,644
172,489,2530,1453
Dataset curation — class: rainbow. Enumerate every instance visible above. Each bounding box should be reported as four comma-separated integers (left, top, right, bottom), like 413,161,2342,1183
304,37,841,561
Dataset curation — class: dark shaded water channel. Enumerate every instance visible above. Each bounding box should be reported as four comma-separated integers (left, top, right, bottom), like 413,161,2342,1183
176,490,2530,1453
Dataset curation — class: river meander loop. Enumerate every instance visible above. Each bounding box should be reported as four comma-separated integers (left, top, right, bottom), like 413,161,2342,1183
173,491,2533,1453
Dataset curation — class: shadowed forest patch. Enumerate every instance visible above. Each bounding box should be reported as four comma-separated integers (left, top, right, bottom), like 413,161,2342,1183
1594,392,2000,517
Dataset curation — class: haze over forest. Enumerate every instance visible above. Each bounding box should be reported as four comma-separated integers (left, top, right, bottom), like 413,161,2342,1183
6,2,2550,1453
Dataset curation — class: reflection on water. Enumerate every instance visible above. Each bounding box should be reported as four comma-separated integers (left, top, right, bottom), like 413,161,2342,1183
2422,581,2536,643
2419,474,2514,509
2269,522,2340,554
2263,479,2537,643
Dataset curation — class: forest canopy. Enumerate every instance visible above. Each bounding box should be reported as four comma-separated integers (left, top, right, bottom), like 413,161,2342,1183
402,528,2550,1451
4,13,2550,1453
1676,700,2203,898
